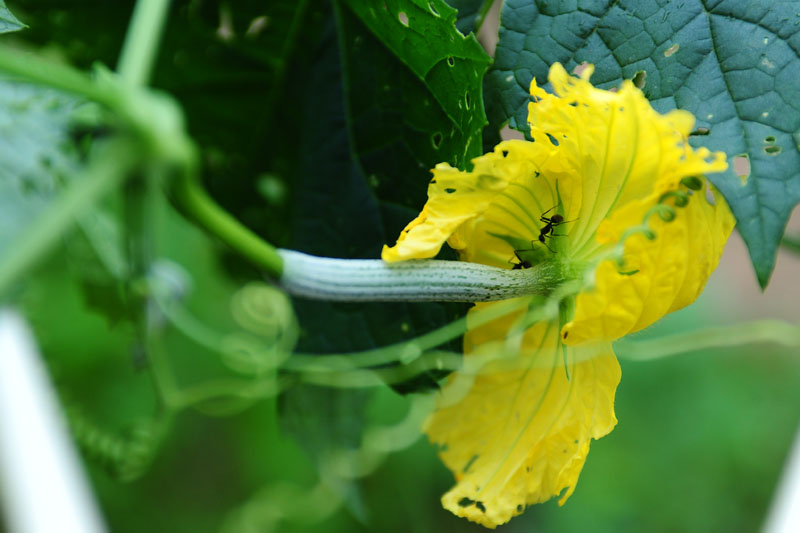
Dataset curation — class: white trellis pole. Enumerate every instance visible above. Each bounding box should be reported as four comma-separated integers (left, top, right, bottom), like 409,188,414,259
764,423,800,533
0,310,106,533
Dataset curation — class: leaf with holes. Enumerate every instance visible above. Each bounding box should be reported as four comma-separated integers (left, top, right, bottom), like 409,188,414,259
341,0,491,168
485,0,800,287
0,1,25,33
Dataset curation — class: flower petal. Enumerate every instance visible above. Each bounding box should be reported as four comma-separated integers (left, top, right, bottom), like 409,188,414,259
452,143,566,268
563,183,735,345
381,144,527,262
425,303,620,528
526,64,727,261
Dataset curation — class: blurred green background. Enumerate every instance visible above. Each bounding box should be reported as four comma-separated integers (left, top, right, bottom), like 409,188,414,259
20,223,800,533
3,1,800,532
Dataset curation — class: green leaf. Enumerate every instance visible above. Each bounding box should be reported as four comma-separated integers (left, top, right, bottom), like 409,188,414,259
6,3,129,69
64,205,136,325
13,1,314,250
485,0,800,287
290,7,467,386
0,80,81,255
0,78,132,313
336,2,460,211
154,0,315,248
0,1,26,34
445,0,494,35
278,9,466,495
341,0,491,168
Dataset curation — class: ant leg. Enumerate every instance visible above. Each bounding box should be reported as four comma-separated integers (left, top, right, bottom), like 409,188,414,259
541,240,556,253
510,241,536,266
540,205,560,223
541,205,557,217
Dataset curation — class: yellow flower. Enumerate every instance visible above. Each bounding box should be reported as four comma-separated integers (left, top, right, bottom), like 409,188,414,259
382,63,735,528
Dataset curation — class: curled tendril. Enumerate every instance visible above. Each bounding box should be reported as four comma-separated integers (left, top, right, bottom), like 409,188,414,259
658,190,690,208
65,407,165,482
230,283,297,346
226,282,298,376
220,333,289,376
613,184,698,268
679,176,703,191
646,204,676,222
621,223,658,244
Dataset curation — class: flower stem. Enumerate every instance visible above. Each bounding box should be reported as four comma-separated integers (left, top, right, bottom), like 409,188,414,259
116,0,172,86
115,0,174,413
0,45,112,105
614,319,800,361
170,174,284,277
278,249,562,302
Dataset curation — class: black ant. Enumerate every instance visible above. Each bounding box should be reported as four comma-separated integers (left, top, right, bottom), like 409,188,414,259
537,205,576,253
511,252,532,270
510,205,576,268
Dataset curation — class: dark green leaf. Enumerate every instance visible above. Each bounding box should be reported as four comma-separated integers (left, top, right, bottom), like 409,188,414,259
15,0,317,251
445,0,493,35
289,7,467,381
485,0,800,287
6,2,129,68
0,1,26,33
280,8,469,473
154,0,317,249
336,2,461,211
341,0,491,168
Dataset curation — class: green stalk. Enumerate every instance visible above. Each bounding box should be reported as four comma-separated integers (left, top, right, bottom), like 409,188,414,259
614,320,800,361
115,0,173,412
0,39,282,279
278,250,561,302
170,174,284,277
116,0,173,86
0,45,113,105
116,0,285,280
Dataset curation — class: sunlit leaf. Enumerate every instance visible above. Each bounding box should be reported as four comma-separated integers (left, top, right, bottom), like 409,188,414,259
341,0,491,168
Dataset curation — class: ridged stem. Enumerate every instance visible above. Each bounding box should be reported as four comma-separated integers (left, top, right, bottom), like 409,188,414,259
278,249,562,302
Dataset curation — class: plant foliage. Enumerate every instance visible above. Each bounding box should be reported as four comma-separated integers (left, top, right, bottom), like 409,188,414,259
484,0,800,287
